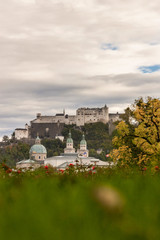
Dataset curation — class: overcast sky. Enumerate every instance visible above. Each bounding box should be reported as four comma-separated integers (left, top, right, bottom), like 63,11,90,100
1,0,160,139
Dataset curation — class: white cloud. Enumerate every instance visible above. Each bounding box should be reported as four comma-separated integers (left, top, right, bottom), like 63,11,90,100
0,0,160,136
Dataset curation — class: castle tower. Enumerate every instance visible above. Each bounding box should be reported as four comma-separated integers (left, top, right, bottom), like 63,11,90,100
102,104,109,123
77,134,89,157
64,131,75,154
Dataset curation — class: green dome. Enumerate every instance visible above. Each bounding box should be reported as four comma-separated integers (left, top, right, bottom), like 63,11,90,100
67,132,73,143
29,144,47,154
80,134,86,145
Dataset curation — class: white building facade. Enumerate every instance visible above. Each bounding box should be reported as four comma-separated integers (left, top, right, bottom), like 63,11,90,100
15,124,29,140
76,105,109,126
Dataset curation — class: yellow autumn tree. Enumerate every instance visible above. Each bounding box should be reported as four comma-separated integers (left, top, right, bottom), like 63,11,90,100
111,97,160,167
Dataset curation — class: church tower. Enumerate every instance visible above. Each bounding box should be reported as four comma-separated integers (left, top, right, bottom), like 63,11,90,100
64,131,75,154
77,134,89,157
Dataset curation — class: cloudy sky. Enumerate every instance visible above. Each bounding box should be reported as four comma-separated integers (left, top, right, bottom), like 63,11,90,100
1,0,160,138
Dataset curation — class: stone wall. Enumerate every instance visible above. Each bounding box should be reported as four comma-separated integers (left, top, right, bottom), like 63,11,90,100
30,122,64,139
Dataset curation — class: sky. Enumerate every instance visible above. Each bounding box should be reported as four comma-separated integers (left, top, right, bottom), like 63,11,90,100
1,0,160,139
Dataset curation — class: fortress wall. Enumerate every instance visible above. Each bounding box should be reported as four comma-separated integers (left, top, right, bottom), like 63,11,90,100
15,106,123,140
30,122,64,139
67,115,76,125
109,113,121,122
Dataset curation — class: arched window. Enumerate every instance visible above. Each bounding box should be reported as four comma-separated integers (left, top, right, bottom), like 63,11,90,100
45,128,49,137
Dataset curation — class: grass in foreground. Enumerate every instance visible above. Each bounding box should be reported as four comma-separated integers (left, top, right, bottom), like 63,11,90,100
0,165,159,240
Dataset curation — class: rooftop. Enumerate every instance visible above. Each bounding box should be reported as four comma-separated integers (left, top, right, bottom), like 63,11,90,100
15,128,27,130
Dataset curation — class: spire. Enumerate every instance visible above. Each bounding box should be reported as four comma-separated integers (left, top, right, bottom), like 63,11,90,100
35,133,41,144
80,133,86,146
64,130,75,154
82,133,85,140
66,131,73,144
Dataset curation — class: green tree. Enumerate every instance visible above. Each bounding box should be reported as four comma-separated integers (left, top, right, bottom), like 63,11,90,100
41,139,65,157
2,135,10,145
0,142,30,167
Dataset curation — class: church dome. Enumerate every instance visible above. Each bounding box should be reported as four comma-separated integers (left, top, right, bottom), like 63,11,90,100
29,136,47,154
80,134,86,145
67,132,73,143
29,144,47,154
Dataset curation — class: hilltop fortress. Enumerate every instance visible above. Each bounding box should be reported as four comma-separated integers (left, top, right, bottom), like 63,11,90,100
15,105,121,140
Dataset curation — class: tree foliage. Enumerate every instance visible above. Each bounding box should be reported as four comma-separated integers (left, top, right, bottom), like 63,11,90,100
41,139,65,157
0,142,30,167
111,97,160,167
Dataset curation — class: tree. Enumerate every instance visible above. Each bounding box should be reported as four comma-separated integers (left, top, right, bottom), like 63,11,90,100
41,138,65,157
111,97,160,167
2,135,9,144
0,142,30,167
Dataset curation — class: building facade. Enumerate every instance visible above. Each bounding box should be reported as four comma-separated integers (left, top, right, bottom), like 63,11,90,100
15,124,29,140
76,105,109,126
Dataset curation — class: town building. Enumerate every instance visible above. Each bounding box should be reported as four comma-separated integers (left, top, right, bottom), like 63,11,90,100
16,132,112,170
44,132,112,169
55,135,64,142
15,124,29,139
16,159,40,170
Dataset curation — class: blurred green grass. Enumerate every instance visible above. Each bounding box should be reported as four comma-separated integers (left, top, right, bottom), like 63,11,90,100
0,167,160,240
